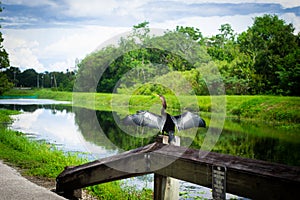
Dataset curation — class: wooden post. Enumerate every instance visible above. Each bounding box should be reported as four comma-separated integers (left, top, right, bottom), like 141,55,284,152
154,135,180,200
57,166,82,199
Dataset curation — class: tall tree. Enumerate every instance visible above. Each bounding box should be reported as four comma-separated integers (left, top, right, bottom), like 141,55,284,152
238,14,299,95
0,2,13,94
18,69,38,87
3,66,21,86
176,26,204,45
207,23,236,62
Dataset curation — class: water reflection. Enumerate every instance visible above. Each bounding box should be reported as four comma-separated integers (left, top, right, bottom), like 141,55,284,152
74,107,156,153
77,108,300,166
190,120,300,166
11,108,84,151
3,104,118,159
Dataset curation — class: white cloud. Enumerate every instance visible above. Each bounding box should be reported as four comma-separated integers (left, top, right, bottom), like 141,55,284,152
2,26,129,72
43,26,128,57
152,14,255,36
11,109,43,131
63,0,150,20
43,26,130,70
281,13,300,33
3,34,45,71
48,59,75,72
2,16,39,28
64,0,119,17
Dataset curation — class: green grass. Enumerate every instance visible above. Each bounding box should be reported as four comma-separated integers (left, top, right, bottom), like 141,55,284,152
226,95,300,125
0,109,20,125
2,88,72,101
1,88,38,97
88,182,152,200
0,125,86,178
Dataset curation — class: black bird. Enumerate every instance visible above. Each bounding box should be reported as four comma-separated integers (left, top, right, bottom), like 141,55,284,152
122,95,206,143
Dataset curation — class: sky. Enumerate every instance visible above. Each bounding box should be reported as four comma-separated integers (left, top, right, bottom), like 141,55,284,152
1,0,300,73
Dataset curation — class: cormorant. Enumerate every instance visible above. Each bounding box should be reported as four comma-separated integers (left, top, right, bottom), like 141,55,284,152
122,95,206,143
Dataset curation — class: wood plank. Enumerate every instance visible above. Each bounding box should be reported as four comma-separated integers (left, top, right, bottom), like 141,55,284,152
56,142,159,192
56,141,300,199
150,144,300,199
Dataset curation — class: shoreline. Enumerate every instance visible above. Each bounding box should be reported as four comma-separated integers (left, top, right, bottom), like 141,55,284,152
3,88,300,127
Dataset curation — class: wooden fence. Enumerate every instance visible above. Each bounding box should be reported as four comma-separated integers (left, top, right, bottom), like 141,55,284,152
56,135,300,199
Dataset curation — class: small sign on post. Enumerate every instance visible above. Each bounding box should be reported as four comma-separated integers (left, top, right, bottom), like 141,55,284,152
212,165,226,200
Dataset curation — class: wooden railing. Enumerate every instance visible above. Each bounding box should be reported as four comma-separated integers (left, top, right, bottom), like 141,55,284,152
56,135,300,199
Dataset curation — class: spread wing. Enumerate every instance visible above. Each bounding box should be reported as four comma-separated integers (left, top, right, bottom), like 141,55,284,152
122,110,162,130
171,111,206,131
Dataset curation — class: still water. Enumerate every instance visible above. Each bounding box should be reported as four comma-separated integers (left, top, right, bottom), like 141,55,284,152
1,99,299,199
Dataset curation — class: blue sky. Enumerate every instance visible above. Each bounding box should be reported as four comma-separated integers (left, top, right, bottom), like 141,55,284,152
1,0,300,72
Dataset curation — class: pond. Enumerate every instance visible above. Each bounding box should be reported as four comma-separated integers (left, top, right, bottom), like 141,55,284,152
1,99,299,199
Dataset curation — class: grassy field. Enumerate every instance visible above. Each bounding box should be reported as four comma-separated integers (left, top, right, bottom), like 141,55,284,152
3,88,299,126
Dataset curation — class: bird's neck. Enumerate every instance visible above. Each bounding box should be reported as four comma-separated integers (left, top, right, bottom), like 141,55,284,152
162,102,167,110
160,95,167,116
161,107,167,116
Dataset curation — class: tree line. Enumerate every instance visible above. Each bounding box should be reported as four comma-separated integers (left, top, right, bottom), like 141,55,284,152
76,14,300,96
0,3,12,94
2,67,76,91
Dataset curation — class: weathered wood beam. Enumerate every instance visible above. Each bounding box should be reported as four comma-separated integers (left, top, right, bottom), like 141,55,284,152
56,142,159,193
56,142,300,199
150,144,300,199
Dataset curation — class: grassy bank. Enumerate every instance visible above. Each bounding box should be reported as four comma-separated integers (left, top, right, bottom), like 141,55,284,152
0,129,85,178
0,109,152,199
3,88,300,126
2,88,72,101
0,109,19,124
